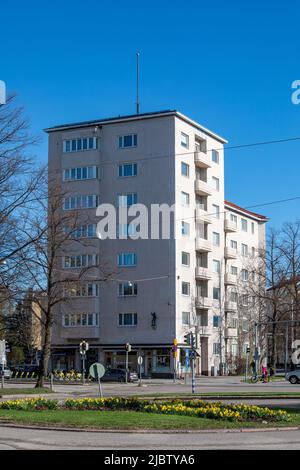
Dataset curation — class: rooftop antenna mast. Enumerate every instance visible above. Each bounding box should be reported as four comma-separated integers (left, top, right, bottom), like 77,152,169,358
136,52,140,114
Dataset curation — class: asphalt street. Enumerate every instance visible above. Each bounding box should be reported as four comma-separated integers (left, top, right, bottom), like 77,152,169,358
0,425,300,450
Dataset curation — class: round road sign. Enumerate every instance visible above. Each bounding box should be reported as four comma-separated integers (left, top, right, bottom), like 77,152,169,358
137,356,143,365
89,362,105,379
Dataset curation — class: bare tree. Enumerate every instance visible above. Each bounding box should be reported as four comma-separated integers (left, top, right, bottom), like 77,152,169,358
18,173,114,387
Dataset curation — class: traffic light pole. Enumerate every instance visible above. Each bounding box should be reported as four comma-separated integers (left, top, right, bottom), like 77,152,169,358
82,354,86,385
191,353,196,394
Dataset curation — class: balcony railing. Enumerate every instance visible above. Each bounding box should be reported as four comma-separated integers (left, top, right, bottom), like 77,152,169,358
224,219,237,232
198,325,210,336
225,327,238,338
195,238,212,252
224,273,237,286
195,207,212,224
195,267,212,280
225,301,237,312
194,179,212,196
224,247,237,259
195,297,212,309
194,151,211,168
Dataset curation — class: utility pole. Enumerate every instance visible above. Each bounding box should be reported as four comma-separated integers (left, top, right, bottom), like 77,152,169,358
136,52,140,114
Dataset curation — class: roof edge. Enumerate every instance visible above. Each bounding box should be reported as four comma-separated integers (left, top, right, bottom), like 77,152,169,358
225,200,269,222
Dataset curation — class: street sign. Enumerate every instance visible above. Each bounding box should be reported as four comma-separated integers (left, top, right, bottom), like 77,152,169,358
89,363,105,398
89,362,105,380
137,356,143,365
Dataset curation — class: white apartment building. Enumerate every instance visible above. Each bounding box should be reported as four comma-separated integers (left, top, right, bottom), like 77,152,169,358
46,110,267,376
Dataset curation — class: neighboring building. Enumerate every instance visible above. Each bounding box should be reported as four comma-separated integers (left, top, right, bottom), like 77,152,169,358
46,110,267,376
10,289,45,364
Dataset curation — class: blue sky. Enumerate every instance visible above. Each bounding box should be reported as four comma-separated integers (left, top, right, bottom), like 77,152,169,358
1,0,300,229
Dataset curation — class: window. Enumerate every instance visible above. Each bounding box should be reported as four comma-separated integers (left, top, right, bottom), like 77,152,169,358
181,162,189,177
212,149,219,163
63,313,99,327
195,138,207,153
231,266,238,276
182,312,190,326
230,240,237,251
213,315,220,328
231,343,238,356
241,218,248,232
65,283,99,297
117,193,137,207
213,287,220,300
241,294,249,307
118,253,137,267
241,244,248,256
63,137,98,153
242,319,249,332
117,224,138,238
251,222,255,234
230,214,237,226
197,281,208,298
212,204,220,219
182,252,190,266
181,191,190,206
252,246,256,257
182,282,190,296
118,313,137,326
118,282,137,297
213,259,220,274
63,195,99,210
118,163,137,177
63,166,98,181
63,254,99,268
118,134,137,149
230,291,238,303
213,343,221,355
212,177,220,192
66,224,97,239
182,222,190,236
241,269,249,281
180,132,189,149
213,232,220,246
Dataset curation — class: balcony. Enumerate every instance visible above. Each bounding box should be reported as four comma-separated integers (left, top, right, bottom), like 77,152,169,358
198,325,211,336
195,207,212,224
195,297,212,309
195,238,212,252
195,267,212,280
194,151,211,168
225,327,238,338
194,179,212,196
225,301,237,312
224,273,237,286
224,219,237,233
224,247,237,259
62,327,99,340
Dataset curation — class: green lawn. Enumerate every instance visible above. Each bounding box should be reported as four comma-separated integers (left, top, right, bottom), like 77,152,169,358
134,391,300,398
0,408,299,430
0,388,52,396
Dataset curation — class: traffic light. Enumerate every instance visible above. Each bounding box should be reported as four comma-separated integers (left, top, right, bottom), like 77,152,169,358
125,342,132,352
79,341,89,355
246,347,250,354
184,332,191,346
190,333,196,350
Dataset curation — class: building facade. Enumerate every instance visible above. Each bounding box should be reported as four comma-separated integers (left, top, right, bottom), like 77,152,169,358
46,110,267,376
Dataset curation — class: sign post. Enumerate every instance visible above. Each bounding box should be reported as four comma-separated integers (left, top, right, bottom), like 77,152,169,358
89,363,105,397
137,355,143,387
245,347,250,383
190,349,196,394
79,341,89,385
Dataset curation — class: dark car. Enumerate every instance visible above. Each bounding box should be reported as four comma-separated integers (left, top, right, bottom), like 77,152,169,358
100,368,138,383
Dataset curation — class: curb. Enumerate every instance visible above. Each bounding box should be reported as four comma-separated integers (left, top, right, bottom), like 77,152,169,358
0,421,299,434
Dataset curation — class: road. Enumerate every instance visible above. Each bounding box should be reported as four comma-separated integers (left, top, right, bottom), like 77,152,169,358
0,425,299,449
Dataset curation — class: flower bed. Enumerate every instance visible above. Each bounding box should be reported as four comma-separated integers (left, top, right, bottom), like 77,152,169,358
0,397,289,423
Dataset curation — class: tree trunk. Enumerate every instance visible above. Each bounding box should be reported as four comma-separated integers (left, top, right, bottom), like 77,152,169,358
35,314,52,388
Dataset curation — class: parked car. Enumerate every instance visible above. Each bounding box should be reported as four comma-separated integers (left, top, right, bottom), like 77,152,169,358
100,368,138,383
0,365,12,379
285,370,300,384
